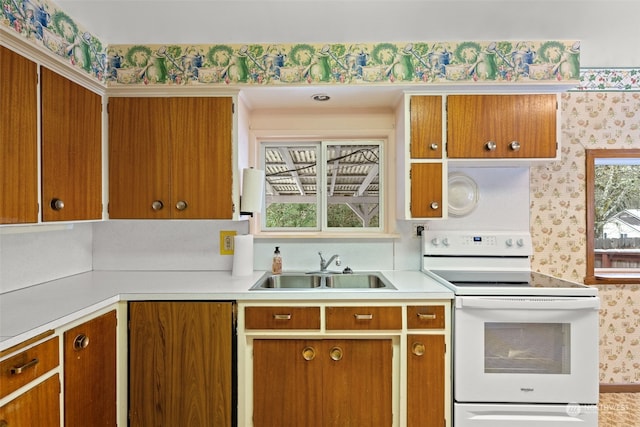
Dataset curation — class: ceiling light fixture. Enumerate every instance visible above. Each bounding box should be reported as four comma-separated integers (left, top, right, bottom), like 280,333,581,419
311,93,331,102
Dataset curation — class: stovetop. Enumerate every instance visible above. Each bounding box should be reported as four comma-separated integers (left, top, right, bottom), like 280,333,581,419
426,269,599,297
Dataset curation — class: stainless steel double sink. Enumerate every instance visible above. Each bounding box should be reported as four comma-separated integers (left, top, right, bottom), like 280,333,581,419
249,272,397,290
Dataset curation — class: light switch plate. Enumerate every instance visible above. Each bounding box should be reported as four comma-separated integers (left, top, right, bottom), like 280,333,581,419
220,230,237,255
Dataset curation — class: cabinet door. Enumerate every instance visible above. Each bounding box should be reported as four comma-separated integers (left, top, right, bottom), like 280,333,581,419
0,374,60,426
170,97,233,219
323,339,393,427
41,67,102,221
108,97,172,219
407,334,445,427
129,302,233,427
253,339,392,427
253,339,323,427
410,163,443,218
0,46,38,224
64,310,116,427
410,95,443,159
447,94,557,158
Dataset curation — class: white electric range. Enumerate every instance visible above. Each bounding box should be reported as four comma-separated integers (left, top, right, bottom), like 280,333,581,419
422,230,600,427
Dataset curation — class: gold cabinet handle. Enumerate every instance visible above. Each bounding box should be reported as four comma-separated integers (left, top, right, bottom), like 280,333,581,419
175,200,188,211
412,342,426,357
417,313,437,320
10,358,39,375
329,346,343,361
73,334,90,350
302,346,316,361
273,314,292,320
151,200,164,211
354,313,373,320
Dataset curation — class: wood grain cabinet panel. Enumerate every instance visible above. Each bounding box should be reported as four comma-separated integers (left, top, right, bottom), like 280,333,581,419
129,302,233,427
245,306,320,330
447,94,557,159
410,163,443,218
63,310,116,427
0,374,61,427
41,67,102,221
407,305,446,330
0,337,59,399
0,46,38,224
407,334,446,427
109,97,233,219
253,339,392,427
410,95,443,159
326,306,402,330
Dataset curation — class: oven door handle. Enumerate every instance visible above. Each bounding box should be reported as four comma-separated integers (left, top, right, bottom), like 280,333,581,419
457,297,600,310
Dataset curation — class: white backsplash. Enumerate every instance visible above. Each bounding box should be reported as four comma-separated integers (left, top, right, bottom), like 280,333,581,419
92,220,249,271
0,223,93,293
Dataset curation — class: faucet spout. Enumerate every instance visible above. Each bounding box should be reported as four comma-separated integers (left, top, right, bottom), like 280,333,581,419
318,251,341,272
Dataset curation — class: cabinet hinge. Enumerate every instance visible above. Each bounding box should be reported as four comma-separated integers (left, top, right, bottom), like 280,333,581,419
232,102,235,114
232,303,238,331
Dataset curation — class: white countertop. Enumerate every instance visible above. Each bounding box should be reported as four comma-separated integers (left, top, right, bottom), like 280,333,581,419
0,270,452,351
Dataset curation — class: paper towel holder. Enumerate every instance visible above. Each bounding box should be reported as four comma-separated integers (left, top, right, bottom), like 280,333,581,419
240,167,265,216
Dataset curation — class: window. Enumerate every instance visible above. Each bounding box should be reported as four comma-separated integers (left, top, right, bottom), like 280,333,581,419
585,149,640,284
260,140,383,233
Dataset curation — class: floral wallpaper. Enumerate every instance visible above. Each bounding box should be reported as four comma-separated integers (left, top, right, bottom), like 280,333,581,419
531,92,640,384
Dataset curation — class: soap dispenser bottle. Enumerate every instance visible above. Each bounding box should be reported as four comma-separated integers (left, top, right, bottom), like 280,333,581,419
272,246,282,274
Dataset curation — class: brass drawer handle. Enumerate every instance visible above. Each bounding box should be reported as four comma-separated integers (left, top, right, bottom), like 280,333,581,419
329,346,343,361
273,314,292,320
74,334,90,350
417,313,437,320
10,358,39,375
412,342,426,357
302,346,316,361
354,314,373,320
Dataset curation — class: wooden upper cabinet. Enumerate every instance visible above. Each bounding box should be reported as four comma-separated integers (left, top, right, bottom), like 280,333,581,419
410,95,443,159
447,94,558,159
1,46,38,224
41,67,102,221
410,162,443,218
109,96,233,219
108,97,172,219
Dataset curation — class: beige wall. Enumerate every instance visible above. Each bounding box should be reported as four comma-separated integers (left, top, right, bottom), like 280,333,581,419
531,92,640,384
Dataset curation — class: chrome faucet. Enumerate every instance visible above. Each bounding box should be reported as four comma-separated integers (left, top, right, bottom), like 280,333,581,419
318,252,341,272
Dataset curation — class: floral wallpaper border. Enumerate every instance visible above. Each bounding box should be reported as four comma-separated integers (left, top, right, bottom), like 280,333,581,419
1,1,582,86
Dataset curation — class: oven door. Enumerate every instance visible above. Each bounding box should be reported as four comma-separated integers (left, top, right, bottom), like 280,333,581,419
454,296,600,404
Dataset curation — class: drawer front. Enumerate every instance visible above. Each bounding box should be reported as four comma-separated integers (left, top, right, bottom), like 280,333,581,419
407,306,445,329
0,336,59,399
326,306,402,330
245,307,321,330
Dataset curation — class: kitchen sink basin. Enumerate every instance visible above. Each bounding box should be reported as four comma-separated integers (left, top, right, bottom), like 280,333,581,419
249,272,396,290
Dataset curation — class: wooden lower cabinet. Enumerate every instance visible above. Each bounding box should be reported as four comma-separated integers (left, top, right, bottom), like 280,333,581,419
253,338,393,427
0,374,61,426
64,310,116,427
128,301,234,427
407,334,446,427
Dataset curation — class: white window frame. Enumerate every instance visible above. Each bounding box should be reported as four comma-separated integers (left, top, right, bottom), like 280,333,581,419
257,138,385,235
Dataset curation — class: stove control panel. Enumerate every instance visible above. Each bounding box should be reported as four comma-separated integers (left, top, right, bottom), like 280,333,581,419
423,230,533,256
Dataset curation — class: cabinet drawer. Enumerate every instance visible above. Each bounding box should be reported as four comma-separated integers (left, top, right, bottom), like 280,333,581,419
326,306,402,330
0,337,59,399
245,307,321,330
407,306,445,329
